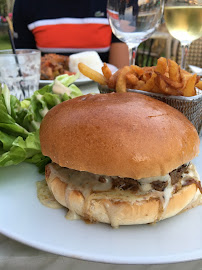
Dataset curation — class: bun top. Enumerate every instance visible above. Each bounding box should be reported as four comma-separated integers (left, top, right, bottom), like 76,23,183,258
40,92,200,179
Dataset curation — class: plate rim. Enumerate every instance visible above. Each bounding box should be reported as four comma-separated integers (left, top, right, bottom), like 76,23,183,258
39,76,91,85
1,221,202,265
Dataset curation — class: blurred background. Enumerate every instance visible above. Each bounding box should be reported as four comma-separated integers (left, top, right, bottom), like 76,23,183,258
0,0,13,50
0,0,201,70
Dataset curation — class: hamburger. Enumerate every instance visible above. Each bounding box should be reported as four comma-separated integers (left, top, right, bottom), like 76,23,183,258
39,92,201,227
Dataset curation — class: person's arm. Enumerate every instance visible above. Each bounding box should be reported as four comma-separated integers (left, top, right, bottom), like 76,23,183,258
13,0,36,49
108,33,129,68
108,42,129,68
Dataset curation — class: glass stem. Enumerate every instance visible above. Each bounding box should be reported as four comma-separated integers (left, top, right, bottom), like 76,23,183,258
181,44,190,70
129,46,138,65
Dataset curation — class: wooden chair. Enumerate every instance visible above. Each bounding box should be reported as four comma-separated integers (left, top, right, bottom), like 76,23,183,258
136,39,160,67
174,37,202,71
136,30,173,67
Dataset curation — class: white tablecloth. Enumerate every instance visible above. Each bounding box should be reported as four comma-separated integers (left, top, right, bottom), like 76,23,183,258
1,82,202,270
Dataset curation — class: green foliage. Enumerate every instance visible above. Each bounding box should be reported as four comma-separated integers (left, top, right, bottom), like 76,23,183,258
0,0,7,17
0,33,11,50
0,74,83,173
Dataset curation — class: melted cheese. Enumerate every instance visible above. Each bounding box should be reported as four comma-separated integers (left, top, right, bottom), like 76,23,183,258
48,164,177,211
65,210,81,220
48,165,113,199
36,180,63,209
37,163,200,226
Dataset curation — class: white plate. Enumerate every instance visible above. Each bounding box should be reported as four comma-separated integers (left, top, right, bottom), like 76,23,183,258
189,65,202,76
39,64,118,87
39,77,91,87
0,141,201,264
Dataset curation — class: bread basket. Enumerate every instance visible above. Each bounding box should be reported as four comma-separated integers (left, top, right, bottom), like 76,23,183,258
98,85,202,136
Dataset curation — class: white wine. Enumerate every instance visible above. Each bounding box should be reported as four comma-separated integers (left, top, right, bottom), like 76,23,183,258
164,6,202,44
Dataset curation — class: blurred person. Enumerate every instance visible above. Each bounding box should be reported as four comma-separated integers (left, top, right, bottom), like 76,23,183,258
13,0,129,68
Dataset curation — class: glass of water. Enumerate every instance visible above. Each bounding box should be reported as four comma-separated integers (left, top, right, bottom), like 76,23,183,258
0,49,41,100
107,0,164,65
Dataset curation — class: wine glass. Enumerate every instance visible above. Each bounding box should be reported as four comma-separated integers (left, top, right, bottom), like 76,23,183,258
164,0,202,70
107,0,164,65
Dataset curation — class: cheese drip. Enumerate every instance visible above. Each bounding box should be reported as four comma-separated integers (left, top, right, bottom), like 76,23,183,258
37,163,201,227
36,180,63,209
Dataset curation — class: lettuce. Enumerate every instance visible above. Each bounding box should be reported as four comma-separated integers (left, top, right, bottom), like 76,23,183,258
0,74,82,173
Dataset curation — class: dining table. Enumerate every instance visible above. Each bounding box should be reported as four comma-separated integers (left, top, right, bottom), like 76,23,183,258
0,81,202,270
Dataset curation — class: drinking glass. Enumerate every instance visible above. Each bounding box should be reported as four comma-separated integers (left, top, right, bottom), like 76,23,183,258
0,49,41,100
164,0,202,69
107,0,164,65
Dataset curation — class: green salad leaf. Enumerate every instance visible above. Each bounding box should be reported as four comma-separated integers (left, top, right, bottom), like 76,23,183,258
0,74,82,173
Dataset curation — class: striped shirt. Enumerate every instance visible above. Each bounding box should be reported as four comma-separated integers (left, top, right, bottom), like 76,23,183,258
13,0,121,62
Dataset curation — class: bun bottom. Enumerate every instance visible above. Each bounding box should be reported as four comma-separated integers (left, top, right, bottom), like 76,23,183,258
46,165,201,227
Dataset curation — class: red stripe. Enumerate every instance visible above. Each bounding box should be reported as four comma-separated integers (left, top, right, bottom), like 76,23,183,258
107,10,119,20
32,24,112,49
